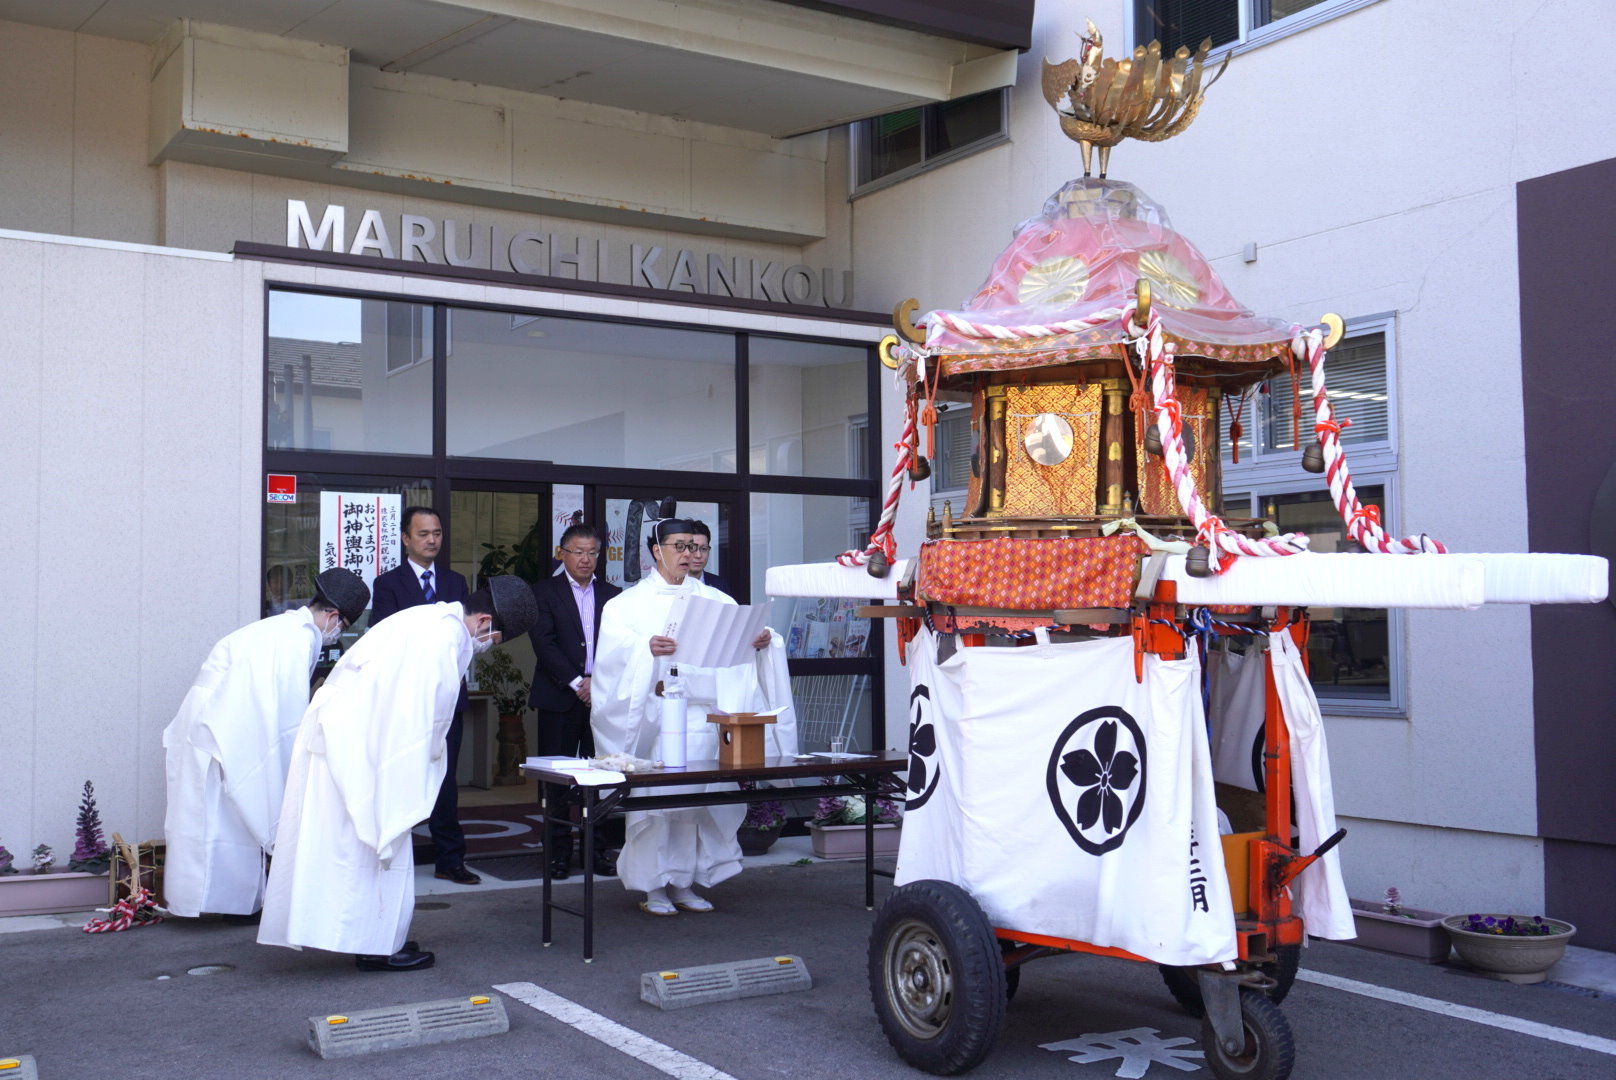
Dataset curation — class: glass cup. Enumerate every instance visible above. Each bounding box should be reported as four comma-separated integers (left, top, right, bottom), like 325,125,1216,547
829,737,847,757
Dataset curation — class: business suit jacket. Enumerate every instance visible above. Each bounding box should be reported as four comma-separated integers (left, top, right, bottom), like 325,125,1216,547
528,571,620,712
371,560,470,711
693,570,733,599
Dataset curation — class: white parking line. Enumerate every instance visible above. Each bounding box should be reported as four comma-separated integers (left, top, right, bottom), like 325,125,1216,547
1298,970,1616,1056
494,981,740,1080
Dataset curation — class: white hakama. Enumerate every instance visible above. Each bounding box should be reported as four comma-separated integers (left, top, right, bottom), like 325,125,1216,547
162,608,323,917
258,602,470,956
591,575,796,894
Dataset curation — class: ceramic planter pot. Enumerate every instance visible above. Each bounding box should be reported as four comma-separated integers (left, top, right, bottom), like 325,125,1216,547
808,822,900,860
1441,914,1576,984
737,825,782,856
1348,898,1451,963
0,871,110,917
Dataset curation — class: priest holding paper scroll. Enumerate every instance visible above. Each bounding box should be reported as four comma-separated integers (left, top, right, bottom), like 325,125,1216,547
591,519,796,916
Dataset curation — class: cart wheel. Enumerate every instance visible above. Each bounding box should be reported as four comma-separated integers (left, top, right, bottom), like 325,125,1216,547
1158,944,1301,1016
1200,988,1295,1080
868,880,1006,1075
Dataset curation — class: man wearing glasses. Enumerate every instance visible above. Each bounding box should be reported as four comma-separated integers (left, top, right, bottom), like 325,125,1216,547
685,520,732,598
529,523,621,878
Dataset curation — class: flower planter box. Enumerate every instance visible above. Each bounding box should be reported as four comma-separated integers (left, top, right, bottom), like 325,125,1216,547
0,871,110,917
737,826,782,857
1442,915,1576,984
808,822,900,860
1348,899,1451,963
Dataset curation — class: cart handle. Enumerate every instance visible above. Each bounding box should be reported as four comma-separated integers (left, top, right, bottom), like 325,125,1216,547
1271,828,1347,891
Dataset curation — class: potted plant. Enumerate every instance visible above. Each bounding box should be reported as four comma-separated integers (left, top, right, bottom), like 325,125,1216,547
1442,912,1577,984
1348,887,1451,964
0,782,114,917
474,647,532,785
736,781,786,856
807,789,902,860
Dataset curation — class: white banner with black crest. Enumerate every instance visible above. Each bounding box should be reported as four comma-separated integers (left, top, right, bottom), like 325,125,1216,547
895,629,1236,966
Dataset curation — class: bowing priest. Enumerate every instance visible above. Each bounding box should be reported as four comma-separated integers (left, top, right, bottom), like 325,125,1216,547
591,518,796,917
258,575,538,972
162,568,370,920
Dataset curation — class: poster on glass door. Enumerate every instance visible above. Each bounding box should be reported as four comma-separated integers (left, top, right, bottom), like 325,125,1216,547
319,492,402,596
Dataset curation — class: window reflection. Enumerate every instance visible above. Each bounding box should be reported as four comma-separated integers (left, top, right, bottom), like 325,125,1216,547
267,291,434,454
748,337,870,479
446,310,736,471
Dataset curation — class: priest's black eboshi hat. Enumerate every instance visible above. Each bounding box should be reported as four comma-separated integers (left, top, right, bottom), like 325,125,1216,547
314,568,370,626
487,574,539,640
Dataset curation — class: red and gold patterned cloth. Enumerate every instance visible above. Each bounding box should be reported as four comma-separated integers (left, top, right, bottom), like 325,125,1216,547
918,534,1148,610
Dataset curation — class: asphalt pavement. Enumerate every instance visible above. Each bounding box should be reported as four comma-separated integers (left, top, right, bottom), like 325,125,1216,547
2,837,1614,1080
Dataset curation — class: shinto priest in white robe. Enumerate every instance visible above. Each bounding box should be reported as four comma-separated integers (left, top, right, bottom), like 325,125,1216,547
591,574,797,893
162,608,324,917
258,602,471,956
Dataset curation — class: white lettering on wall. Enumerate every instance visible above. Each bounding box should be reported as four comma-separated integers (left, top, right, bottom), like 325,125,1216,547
286,200,346,251
283,200,854,308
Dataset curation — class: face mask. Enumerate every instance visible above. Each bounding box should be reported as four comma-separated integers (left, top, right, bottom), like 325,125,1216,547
471,628,497,655
321,616,344,647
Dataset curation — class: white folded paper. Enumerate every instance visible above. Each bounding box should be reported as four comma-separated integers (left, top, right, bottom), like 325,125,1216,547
522,757,627,785
663,594,771,667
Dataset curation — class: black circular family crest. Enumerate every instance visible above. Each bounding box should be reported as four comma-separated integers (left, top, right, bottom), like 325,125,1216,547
904,685,941,810
1046,705,1148,855
1250,723,1267,793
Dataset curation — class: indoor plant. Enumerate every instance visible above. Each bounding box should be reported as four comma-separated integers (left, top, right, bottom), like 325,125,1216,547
1442,912,1577,984
1348,887,1451,964
474,647,533,785
807,789,902,860
736,781,786,856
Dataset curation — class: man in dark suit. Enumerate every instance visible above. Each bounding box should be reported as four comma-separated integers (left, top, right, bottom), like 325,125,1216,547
370,505,480,886
528,522,621,879
686,519,732,598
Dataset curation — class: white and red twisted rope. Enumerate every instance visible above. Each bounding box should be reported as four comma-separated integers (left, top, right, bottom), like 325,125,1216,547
82,887,163,933
836,385,915,569
925,305,1130,347
1295,330,1444,554
1138,310,1311,572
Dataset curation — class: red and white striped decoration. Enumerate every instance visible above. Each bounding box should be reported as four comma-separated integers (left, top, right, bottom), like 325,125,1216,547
1296,329,1444,554
836,381,917,570
1138,311,1311,572
82,887,164,933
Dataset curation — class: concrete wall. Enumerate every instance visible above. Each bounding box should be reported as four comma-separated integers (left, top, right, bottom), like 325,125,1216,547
855,0,1616,919
0,233,263,857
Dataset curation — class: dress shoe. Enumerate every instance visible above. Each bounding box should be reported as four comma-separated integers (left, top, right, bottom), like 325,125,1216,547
591,852,618,877
434,865,481,885
354,945,435,972
549,857,572,881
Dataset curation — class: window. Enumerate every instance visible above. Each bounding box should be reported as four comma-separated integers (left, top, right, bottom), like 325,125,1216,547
748,337,870,479
267,290,435,454
1220,316,1402,714
928,405,976,510
854,89,1008,193
1134,0,1380,56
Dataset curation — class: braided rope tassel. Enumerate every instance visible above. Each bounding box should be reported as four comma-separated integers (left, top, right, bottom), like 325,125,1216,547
1296,330,1444,554
82,887,164,933
1138,310,1310,572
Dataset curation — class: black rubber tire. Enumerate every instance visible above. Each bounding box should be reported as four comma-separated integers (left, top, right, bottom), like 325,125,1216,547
1200,988,1296,1080
1159,943,1301,1016
868,880,1007,1076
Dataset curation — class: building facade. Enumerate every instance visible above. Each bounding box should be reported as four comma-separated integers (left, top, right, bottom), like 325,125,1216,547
3,0,1613,948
